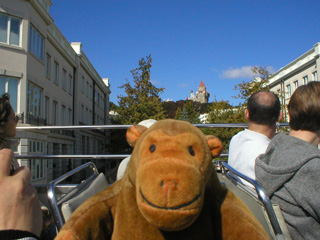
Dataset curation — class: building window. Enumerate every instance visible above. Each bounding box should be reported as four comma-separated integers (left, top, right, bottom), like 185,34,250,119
46,53,51,78
29,140,44,180
0,76,19,112
61,105,66,125
86,107,88,124
30,159,44,180
54,61,59,84
45,96,49,122
86,81,89,97
94,92,98,104
303,75,308,85
89,85,93,100
80,104,84,122
52,101,58,125
81,76,85,93
0,13,21,46
101,95,105,110
62,69,67,89
29,25,44,60
68,74,73,94
286,84,291,99
27,83,42,117
68,108,72,125
294,80,299,91
95,114,98,125
313,71,318,81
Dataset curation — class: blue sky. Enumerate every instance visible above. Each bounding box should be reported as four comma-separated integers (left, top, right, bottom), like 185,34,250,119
50,0,320,106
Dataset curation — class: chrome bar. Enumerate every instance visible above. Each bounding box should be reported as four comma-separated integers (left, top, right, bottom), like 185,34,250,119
15,154,228,159
47,162,98,231
16,125,132,130
221,162,282,236
16,122,289,131
15,154,131,159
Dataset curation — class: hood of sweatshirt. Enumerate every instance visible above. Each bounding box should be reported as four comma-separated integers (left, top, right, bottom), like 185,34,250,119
255,133,320,197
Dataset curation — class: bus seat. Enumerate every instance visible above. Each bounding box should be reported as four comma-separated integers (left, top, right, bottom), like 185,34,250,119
47,162,109,231
221,162,292,240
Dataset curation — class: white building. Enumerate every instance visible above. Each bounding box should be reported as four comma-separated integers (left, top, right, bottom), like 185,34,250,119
0,0,111,183
268,43,320,119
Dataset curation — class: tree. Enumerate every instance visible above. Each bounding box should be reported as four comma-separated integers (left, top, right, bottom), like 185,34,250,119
117,55,166,124
162,101,178,118
175,100,201,123
176,106,190,122
233,66,271,102
232,65,288,122
203,99,245,152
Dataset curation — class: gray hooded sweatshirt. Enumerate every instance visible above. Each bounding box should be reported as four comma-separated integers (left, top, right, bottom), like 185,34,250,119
255,133,320,240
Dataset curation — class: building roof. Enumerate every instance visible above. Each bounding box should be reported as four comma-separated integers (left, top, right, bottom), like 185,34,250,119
199,80,205,87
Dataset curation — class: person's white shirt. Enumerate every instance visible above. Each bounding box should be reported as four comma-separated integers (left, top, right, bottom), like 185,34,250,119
228,129,271,180
117,156,131,180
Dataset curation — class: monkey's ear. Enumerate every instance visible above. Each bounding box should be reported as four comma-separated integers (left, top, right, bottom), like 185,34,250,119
206,135,223,158
126,125,148,147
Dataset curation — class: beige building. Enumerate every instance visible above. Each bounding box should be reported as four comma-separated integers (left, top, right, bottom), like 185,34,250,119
268,43,320,119
0,0,111,184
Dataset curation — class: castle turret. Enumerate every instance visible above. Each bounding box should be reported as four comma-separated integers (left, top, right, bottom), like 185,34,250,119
195,80,210,103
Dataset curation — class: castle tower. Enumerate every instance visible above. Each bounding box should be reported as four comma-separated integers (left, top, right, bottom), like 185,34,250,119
196,80,210,103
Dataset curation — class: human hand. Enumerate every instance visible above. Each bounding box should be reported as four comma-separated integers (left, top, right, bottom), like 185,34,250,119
0,149,43,237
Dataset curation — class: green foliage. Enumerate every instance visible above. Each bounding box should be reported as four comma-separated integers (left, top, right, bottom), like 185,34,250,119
203,99,245,151
162,101,180,119
163,100,210,120
117,55,166,124
175,107,182,120
109,101,119,111
177,106,190,122
106,110,131,154
175,100,201,123
233,66,271,103
208,66,272,150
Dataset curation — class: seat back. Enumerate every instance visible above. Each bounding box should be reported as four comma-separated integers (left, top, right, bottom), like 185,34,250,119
47,162,109,231
221,162,292,240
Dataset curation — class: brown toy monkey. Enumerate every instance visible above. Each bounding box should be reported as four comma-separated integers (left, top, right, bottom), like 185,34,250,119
56,119,269,240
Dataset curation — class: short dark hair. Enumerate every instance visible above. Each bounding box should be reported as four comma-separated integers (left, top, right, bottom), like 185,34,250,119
288,81,320,132
247,91,281,126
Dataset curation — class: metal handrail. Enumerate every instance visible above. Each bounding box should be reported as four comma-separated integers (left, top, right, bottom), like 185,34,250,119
16,122,289,130
14,122,286,160
47,162,99,231
15,153,229,159
221,162,283,237
15,154,131,159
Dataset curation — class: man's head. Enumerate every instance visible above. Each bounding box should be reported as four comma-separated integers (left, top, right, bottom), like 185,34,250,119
0,94,12,127
246,91,281,126
288,81,320,132
0,94,17,140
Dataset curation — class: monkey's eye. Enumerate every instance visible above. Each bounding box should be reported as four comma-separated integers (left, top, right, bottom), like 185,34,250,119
150,144,156,153
188,146,195,156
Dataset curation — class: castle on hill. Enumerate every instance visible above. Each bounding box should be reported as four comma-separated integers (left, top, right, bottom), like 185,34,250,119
188,80,210,104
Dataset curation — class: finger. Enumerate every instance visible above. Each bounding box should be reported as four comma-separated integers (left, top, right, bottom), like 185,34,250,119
24,181,38,196
13,166,32,183
0,148,14,177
